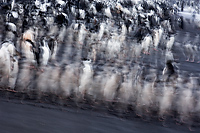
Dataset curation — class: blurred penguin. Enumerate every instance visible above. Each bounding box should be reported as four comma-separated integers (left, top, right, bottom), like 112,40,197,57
20,28,37,64
36,38,51,67
166,34,175,51
141,34,152,55
184,43,196,62
0,42,20,88
78,60,93,99
162,60,177,82
3,22,17,43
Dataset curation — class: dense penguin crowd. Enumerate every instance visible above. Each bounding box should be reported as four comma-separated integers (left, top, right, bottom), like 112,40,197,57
1,0,200,127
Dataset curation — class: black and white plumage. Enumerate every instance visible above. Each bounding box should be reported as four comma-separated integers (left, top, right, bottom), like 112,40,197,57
78,60,93,97
21,29,36,63
1,41,20,57
55,13,69,27
0,43,12,78
183,42,198,62
55,0,66,12
5,22,16,32
166,34,175,50
152,26,163,50
9,55,19,89
0,42,19,87
141,34,152,54
104,6,113,18
37,39,51,66
3,22,17,42
162,60,177,82
47,37,58,61
20,39,36,63
177,16,184,29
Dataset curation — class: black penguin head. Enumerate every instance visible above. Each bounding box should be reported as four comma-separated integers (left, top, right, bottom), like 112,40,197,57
166,60,174,72
166,60,172,64
5,22,17,34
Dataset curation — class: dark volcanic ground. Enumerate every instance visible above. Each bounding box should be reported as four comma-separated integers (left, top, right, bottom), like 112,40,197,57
0,97,199,133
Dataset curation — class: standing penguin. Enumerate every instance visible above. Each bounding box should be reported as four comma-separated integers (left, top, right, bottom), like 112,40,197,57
0,42,20,88
178,16,184,29
37,38,51,67
162,60,177,82
3,22,17,42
